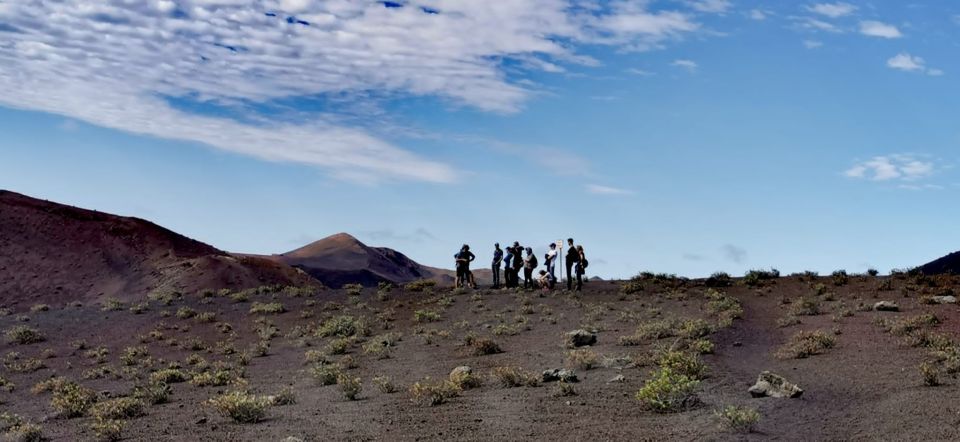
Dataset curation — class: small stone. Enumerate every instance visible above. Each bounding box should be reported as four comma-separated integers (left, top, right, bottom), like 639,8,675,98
608,374,625,383
565,329,597,348
542,368,578,383
748,371,803,398
195,417,207,425
932,296,957,305
874,301,899,312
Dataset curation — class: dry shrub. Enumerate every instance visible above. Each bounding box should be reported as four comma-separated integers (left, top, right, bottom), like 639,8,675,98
410,378,460,406
776,330,836,359
491,367,540,388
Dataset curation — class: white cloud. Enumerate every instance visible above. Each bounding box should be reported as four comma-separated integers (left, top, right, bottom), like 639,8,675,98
672,59,699,71
586,184,633,196
590,3,701,51
859,21,902,38
803,40,824,49
806,3,858,18
749,9,769,20
799,18,842,32
626,68,655,76
687,0,733,14
886,52,941,75
0,1,707,184
844,155,937,182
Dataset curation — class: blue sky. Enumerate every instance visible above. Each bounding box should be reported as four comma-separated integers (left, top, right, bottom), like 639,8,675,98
1,1,959,278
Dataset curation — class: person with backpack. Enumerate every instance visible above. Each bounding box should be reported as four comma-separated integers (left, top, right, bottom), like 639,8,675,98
574,245,588,291
565,238,580,290
523,247,538,289
492,243,503,289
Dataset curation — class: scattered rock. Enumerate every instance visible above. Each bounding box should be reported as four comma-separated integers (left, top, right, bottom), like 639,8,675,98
932,296,957,305
874,301,899,312
608,374,625,383
748,371,803,398
194,417,207,425
542,368,578,383
565,329,597,348
282,438,305,442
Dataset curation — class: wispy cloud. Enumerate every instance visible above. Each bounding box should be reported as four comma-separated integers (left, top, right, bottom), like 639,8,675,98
0,1,712,184
360,228,437,244
886,53,943,76
803,40,824,49
844,154,938,182
721,244,747,264
859,21,902,39
672,59,699,71
687,0,733,14
626,68,655,76
586,184,634,196
749,9,770,21
806,3,858,18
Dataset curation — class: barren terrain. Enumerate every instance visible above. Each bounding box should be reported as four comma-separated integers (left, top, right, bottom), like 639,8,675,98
3,272,960,441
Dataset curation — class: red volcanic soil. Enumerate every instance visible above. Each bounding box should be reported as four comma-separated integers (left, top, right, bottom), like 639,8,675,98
0,190,316,305
4,274,960,441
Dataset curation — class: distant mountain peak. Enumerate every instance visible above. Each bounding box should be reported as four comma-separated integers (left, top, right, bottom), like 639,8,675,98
275,232,453,286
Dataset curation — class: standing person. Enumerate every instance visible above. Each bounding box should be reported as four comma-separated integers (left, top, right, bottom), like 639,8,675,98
565,238,580,291
545,242,558,289
503,245,515,289
492,243,503,289
523,247,538,289
574,245,587,291
511,241,523,289
454,245,476,289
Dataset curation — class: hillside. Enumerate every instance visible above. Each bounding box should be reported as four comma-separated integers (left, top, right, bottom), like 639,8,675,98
918,251,960,275
0,190,316,304
264,233,456,287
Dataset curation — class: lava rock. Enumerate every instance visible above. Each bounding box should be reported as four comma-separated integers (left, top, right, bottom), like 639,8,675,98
542,368,578,383
565,329,597,348
748,371,803,398
874,301,899,312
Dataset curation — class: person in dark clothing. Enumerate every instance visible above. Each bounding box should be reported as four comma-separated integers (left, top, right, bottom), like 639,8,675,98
503,245,515,288
454,244,476,289
574,245,587,291
511,241,523,288
492,243,503,289
565,238,580,291
523,247,538,289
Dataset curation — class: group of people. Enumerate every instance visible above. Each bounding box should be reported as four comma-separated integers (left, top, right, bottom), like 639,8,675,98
455,238,588,291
